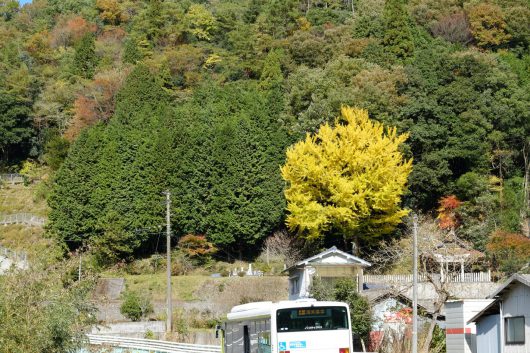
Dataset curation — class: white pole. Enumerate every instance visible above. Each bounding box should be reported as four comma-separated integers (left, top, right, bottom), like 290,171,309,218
412,214,418,353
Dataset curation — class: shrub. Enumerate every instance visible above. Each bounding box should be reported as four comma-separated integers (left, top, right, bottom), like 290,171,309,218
178,234,217,265
172,309,190,335
120,290,153,321
171,250,195,275
144,330,155,339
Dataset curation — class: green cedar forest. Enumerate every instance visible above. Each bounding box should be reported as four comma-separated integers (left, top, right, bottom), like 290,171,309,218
1,0,529,266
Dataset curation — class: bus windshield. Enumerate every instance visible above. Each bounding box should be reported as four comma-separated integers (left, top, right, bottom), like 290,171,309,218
276,306,349,332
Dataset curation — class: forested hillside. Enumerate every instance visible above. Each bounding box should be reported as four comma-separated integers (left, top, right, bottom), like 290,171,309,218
1,0,529,267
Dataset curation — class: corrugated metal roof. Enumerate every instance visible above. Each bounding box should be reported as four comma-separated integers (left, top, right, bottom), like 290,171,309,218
361,288,441,316
487,273,530,299
467,273,530,323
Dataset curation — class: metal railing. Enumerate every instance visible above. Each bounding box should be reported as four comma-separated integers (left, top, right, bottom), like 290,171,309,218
364,271,492,284
0,245,27,263
0,174,24,185
0,213,46,227
86,334,221,353
0,246,29,274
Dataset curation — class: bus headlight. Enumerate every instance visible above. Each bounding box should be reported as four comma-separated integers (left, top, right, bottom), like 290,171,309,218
339,348,350,353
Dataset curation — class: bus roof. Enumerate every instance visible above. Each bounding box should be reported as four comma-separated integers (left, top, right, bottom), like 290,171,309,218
226,299,349,321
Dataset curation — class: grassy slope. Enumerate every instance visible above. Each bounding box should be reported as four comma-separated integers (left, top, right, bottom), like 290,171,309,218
107,273,288,303
0,183,49,217
0,181,53,257
122,274,210,301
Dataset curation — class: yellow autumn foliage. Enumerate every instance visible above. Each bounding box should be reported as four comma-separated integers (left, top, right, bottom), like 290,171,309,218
281,106,412,241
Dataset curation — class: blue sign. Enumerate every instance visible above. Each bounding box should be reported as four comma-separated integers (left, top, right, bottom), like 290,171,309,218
289,341,307,349
279,342,287,351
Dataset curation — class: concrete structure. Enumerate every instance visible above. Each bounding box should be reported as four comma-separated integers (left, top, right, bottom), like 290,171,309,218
285,246,371,300
91,321,166,339
468,274,530,353
445,300,494,353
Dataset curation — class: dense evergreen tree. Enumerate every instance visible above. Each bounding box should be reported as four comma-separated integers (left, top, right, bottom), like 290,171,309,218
122,38,143,64
168,82,289,258
0,91,33,164
50,70,288,259
382,0,414,58
49,66,170,257
71,32,98,79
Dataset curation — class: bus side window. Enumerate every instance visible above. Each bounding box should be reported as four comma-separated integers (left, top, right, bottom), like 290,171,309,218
258,331,271,353
244,325,250,353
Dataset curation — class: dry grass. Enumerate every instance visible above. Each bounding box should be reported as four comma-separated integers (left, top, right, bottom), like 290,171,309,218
110,274,288,315
0,224,58,260
196,276,288,316
0,183,49,216
117,274,210,302
0,181,53,259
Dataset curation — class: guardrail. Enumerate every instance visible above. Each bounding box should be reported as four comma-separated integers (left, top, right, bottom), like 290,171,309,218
87,334,221,353
0,245,27,263
0,174,24,185
0,245,29,274
0,213,46,227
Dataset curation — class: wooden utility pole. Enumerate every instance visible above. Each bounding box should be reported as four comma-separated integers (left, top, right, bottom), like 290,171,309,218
164,191,172,333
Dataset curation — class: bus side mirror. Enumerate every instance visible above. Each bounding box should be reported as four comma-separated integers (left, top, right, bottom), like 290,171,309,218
216,325,222,339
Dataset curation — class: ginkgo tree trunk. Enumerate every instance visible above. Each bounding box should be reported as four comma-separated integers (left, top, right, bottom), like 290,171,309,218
281,106,412,250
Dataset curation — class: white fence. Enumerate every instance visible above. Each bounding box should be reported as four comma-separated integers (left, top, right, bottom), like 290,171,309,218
0,213,46,227
0,246,29,274
364,271,492,284
0,174,24,185
0,245,27,263
86,334,221,353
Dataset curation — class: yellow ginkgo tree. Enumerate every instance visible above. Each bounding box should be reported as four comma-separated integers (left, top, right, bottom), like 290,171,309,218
281,106,412,247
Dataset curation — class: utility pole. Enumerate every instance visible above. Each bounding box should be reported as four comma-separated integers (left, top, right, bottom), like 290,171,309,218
412,214,419,353
164,191,172,333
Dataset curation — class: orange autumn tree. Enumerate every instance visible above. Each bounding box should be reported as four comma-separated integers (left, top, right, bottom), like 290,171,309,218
50,15,96,48
437,195,462,230
487,231,530,274
65,69,127,141
178,234,218,264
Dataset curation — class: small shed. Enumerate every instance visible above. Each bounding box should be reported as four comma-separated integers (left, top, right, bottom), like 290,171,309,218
284,246,371,300
468,274,530,353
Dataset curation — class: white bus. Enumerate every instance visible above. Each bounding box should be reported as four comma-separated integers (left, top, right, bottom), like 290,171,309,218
218,299,353,353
